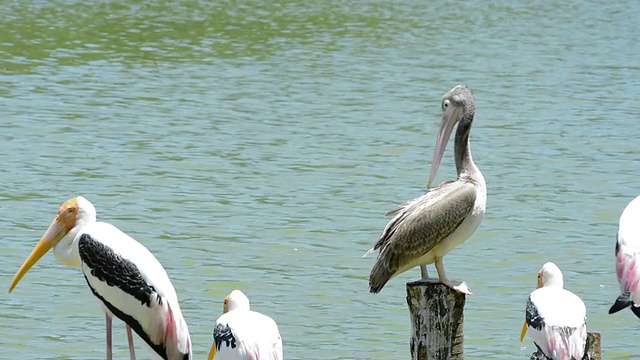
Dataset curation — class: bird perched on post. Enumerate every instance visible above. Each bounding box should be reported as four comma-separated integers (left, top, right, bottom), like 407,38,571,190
8,196,192,360
208,290,283,360
520,262,587,360
365,85,486,295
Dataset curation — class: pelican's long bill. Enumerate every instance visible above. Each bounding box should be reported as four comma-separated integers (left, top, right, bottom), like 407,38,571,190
427,99,464,189
9,199,77,293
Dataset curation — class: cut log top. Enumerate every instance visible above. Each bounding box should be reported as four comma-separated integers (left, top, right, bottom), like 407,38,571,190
406,281,466,360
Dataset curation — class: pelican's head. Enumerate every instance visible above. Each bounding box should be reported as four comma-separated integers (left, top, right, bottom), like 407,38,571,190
520,262,565,341
8,196,96,293
427,85,475,189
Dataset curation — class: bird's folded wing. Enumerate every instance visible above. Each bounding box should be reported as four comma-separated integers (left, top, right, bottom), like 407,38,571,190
376,181,477,272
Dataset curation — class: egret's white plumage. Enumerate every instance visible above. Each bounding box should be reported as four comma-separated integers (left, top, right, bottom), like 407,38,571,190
208,290,282,360
9,196,192,360
609,195,640,318
521,262,586,360
366,85,485,295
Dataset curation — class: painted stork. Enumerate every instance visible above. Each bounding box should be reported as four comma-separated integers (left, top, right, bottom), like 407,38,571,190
366,85,486,294
520,262,587,360
609,195,640,318
8,196,192,360
208,290,283,360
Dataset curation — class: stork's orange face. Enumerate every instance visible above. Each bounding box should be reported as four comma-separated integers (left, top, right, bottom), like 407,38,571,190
8,197,79,293
537,271,543,288
223,294,231,313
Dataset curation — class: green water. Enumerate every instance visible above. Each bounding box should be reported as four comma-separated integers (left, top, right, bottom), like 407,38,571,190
1,0,639,358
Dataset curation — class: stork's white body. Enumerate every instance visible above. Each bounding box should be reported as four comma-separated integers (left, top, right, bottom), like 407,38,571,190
78,222,192,360
9,196,191,360
526,287,586,359
211,290,282,360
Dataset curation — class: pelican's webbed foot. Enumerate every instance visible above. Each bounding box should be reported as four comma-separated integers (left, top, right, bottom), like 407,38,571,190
442,279,473,295
434,257,473,295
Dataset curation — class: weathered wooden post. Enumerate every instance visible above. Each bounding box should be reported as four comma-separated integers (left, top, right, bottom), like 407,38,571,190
528,332,601,360
406,281,465,360
583,332,602,360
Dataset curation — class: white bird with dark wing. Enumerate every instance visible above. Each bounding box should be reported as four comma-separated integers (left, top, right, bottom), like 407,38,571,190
609,195,640,318
208,290,283,360
9,196,192,360
520,262,587,360
366,85,486,294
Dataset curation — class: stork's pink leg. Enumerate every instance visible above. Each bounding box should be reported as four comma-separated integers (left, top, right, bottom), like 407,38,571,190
126,325,136,360
105,314,112,360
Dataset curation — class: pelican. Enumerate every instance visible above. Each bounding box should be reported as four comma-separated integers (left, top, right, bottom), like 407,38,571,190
8,196,192,360
208,290,283,360
520,262,587,360
366,85,486,294
609,195,640,318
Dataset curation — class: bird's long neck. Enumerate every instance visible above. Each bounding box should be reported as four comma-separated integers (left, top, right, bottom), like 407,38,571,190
454,113,477,178
53,219,93,268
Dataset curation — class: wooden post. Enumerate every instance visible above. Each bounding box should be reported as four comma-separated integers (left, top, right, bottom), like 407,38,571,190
529,332,601,360
584,332,602,360
406,281,465,360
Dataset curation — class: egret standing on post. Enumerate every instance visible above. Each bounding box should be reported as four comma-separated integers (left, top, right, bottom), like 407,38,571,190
609,195,640,318
8,196,192,360
366,85,486,294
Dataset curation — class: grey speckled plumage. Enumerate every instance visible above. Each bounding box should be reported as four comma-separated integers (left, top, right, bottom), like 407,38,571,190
368,181,477,292
366,85,486,294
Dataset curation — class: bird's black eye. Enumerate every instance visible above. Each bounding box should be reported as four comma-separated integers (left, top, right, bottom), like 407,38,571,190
442,100,450,110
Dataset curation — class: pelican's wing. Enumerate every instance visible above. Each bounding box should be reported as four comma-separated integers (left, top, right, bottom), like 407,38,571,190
368,180,476,292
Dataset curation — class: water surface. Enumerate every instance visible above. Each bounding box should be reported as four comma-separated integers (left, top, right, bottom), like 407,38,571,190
1,1,639,358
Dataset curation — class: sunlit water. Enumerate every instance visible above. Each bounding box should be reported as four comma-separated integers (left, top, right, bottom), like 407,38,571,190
1,1,639,359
